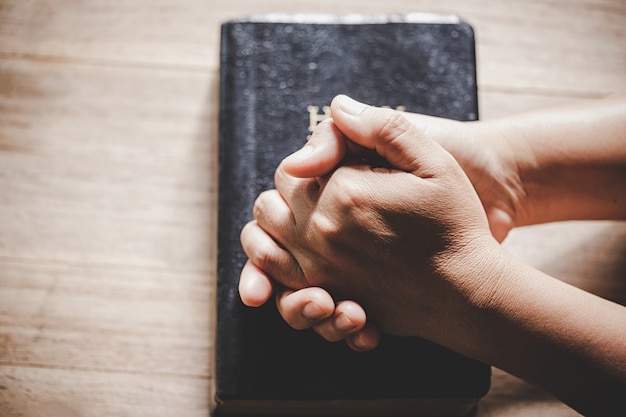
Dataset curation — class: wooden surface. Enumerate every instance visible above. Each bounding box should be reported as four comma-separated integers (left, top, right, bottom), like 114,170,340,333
0,1,625,416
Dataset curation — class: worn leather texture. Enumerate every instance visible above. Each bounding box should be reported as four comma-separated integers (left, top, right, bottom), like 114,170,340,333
217,16,487,410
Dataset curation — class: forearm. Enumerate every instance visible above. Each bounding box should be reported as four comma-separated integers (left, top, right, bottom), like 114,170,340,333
439,242,626,416
485,95,626,226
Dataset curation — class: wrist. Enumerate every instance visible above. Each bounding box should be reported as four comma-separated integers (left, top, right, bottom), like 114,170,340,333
428,232,515,341
440,232,513,308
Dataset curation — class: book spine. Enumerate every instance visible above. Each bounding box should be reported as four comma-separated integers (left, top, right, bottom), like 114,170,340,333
217,22,250,398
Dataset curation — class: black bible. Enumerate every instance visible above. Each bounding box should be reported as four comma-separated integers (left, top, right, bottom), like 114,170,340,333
215,13,490,417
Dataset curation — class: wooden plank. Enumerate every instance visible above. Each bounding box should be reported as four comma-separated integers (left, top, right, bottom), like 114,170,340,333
0,0,216,70
478,90,591,119
0,58,218,269
0,258,213,378
0,366,209,417
466,0,626,97
478,368,582,417
503,221,626,306
0,58,217,411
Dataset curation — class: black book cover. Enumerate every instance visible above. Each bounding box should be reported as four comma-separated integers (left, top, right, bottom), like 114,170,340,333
215,13,490,417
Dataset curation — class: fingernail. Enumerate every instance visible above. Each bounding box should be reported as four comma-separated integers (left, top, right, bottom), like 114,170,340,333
351,333,367,350
303,301,325,320
352,332,377,351
337,95,367,116
283,144,314,164
334,312,357,331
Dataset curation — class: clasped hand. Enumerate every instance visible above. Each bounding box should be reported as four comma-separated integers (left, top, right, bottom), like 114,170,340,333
239,95,503,347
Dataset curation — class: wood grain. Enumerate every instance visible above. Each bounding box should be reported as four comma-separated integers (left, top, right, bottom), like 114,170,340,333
1,0,625,416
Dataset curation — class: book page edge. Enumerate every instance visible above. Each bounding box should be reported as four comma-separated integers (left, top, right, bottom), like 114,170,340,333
228,13,461,25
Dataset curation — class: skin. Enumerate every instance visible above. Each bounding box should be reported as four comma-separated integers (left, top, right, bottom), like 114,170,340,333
239,94,626,416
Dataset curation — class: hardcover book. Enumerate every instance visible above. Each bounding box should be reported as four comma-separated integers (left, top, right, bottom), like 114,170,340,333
215,13,489,417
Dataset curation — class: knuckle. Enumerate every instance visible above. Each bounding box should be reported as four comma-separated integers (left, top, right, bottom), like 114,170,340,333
239,221,255,250
308,171,373,247
252,191,270,219
274,165,308,196
252,195,262,216
273,164,287,188
309,211,338,239
330,171,369,213
248,239,280,274
377,109,411,141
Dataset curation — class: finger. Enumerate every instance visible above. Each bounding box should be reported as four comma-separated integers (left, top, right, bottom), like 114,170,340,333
252,189,295,245
280,119,347,178
346,323,381,352
240,220,306,289
239,260,275,307
275,287,335,330
313,300,367,343
330,94,450,175
273,166,320,226
486,206,515,243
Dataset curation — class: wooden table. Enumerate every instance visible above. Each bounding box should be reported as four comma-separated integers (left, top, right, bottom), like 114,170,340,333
1,1,624,416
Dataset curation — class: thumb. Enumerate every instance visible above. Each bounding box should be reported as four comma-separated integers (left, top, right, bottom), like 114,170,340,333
280,119,346,178
330,94,446,174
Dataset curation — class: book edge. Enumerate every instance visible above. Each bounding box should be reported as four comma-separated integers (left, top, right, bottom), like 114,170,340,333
226,12,461,25
213,396,479,417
